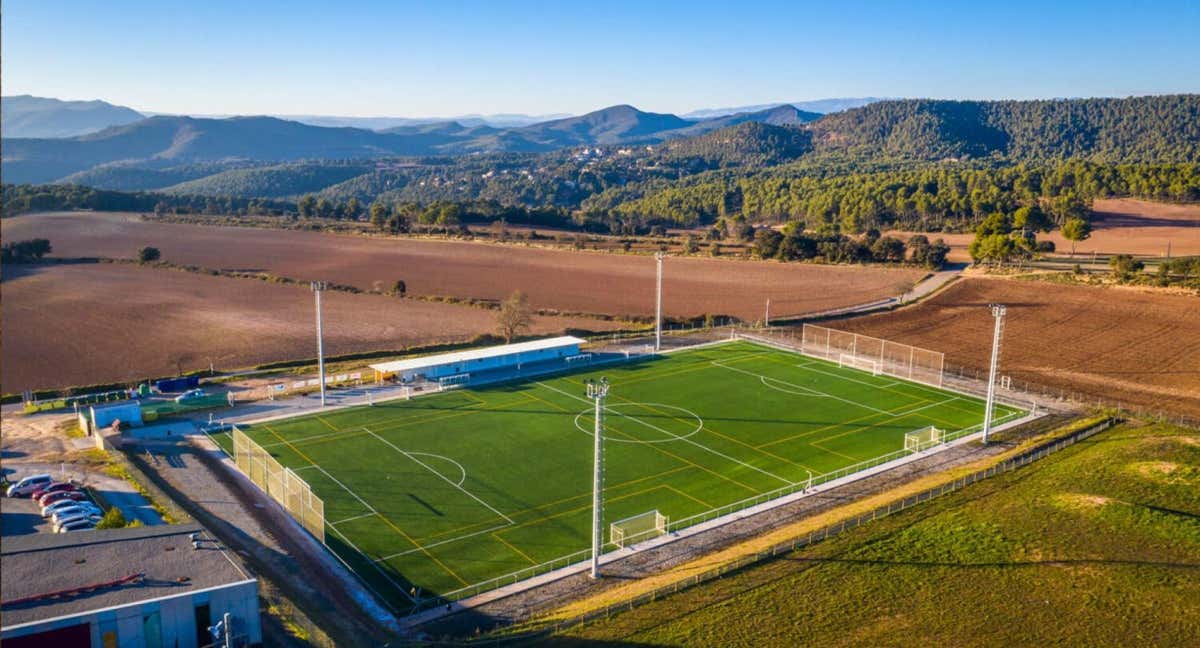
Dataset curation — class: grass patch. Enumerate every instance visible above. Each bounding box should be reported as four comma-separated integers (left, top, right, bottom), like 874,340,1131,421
546,421,1200,647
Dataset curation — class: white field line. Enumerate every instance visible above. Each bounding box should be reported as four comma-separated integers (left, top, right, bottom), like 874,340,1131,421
362,427,515,525
332,511,377,525
312,465,417,603
759,375,830,398
375,523,513,562
711,360,893,416
535,380,794,488
408,451,468,487
323,523,417,604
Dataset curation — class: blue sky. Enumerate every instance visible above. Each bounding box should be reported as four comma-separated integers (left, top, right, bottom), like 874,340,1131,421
4,0,1198,117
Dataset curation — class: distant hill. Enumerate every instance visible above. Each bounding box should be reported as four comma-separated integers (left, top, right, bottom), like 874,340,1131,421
809,95,1200,161
161,163,375,198
2,95,144,138
5,95,1196,189
682,98,885,119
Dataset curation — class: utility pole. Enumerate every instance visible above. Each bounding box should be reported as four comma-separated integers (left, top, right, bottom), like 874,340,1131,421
982,304,1006,443
764,299,770,328
585,377,610,579
312,281,328,407
654,252,665,351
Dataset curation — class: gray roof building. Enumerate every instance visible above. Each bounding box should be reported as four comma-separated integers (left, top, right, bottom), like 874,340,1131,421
2,523,261,647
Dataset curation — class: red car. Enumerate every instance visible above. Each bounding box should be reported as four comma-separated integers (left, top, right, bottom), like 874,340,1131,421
32,482,79,502
39,490,87,507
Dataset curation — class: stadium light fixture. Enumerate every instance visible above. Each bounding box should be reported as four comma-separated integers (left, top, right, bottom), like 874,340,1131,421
982,303,1007,443
312,281,328,407
655,253,665,352
586,377,610,578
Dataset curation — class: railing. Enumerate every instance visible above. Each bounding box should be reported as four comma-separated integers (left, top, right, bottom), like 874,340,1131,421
412,548,596,611
468,416,1118,643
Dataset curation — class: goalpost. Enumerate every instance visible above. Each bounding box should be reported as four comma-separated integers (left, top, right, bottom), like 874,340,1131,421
609,510,669,548
904,425,944,453
838,353,883,376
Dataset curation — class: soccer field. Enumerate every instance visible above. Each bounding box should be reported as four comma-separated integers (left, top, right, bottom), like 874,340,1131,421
216,340,1024,610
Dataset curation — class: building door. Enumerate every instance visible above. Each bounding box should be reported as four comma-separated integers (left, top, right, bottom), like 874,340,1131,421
194,603,211,647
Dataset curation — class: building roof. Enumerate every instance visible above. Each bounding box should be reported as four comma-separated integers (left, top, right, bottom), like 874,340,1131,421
1,523,252,628
369,336,586,374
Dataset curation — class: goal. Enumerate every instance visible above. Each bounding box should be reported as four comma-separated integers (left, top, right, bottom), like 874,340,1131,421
838,353,883,376
437,373,471,388
904,425,944,453
610,510,668,548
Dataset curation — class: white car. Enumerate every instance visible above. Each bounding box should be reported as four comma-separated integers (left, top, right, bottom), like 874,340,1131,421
42,498,94,517
51,503,102,525
57,518,97,533
6,474,52,497
174,388,207,403
54,512,103,532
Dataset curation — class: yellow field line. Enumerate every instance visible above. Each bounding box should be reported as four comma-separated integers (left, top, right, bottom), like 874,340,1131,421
492,532,539,566
315,415,340,433
262,424,468,587
662,484,713,508
808,440,860,462
498,484,674,534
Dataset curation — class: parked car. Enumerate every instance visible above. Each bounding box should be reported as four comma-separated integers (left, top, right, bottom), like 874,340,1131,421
57,519,96,533
6,474,52,497
54,512,103,532
29,481,77,500
42,495,91,516
51,503,102,525
174,388,207,403
38,489,88,507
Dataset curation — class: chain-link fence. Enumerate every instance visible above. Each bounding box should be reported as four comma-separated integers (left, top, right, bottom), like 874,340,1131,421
473,416,1118,644
231,426,325,543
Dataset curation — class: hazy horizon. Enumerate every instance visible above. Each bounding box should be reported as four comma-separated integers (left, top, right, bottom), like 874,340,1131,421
3,0,1199,118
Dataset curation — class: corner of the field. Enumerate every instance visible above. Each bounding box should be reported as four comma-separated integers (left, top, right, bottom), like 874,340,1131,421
519,411,1105,629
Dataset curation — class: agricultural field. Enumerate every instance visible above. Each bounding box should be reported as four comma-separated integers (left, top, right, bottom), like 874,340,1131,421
212,340,1023,609
836,277,1200,418
888,198,1200,263
1,212,922,320
549,420,1200,647
0,262,625,391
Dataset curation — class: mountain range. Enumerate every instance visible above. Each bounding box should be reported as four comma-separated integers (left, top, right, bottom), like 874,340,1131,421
1,95,144,138
2,103,826,184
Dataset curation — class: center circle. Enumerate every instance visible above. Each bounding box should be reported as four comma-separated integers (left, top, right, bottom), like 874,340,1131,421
573,402,704,443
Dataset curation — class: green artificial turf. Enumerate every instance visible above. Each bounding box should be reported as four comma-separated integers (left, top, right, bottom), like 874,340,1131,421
211,340,1022,609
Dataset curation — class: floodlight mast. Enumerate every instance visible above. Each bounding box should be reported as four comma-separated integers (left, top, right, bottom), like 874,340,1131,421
654,253,665,352
982,303,1006,443
586,377,610,579
312,281,328,407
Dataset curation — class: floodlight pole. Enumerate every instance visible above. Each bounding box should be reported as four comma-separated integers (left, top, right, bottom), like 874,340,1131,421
765,299,770,328
586,377,610,579
312,282,328,407
654,253,665,351
982,303,1006,444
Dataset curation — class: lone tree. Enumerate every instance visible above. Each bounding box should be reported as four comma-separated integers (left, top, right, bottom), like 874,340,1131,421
1061,217,1093,257
496,290,533,344
391,279,407,297
137,246,161,263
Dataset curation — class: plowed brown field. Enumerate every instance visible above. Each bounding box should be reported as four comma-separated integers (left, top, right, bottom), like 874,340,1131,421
1,212,921,320
888,198,1200,262
835,277,1200,418
0,263,625,391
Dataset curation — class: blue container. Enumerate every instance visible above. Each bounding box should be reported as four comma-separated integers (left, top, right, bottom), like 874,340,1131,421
154,376,200,393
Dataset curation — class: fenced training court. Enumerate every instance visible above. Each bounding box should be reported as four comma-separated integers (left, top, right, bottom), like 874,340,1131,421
212,338,1024,613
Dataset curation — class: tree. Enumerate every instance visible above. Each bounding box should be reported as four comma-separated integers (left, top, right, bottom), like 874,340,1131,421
1108,254,1144,281
496,290,533,343
315,198,334,219
385,213,411,234
1,238,52,263
927,238,952,269
137,246,161,263
297,195,316,218
345,197,361,221
907,234,931,266
870,236,907,263
1061,217,1093,256
753,229,783,259
391,280,407,296
1013,205,1052,233
369,202,389,229
95,507,127,530
683,234,699,255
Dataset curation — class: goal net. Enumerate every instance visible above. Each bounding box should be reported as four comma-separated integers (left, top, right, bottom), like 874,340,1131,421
838,353,883,376
904,426,944,453
802,324,945,388
610,510,668,548
438,373,471,388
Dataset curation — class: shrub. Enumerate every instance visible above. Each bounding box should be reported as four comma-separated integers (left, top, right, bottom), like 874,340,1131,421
95,507,128,529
